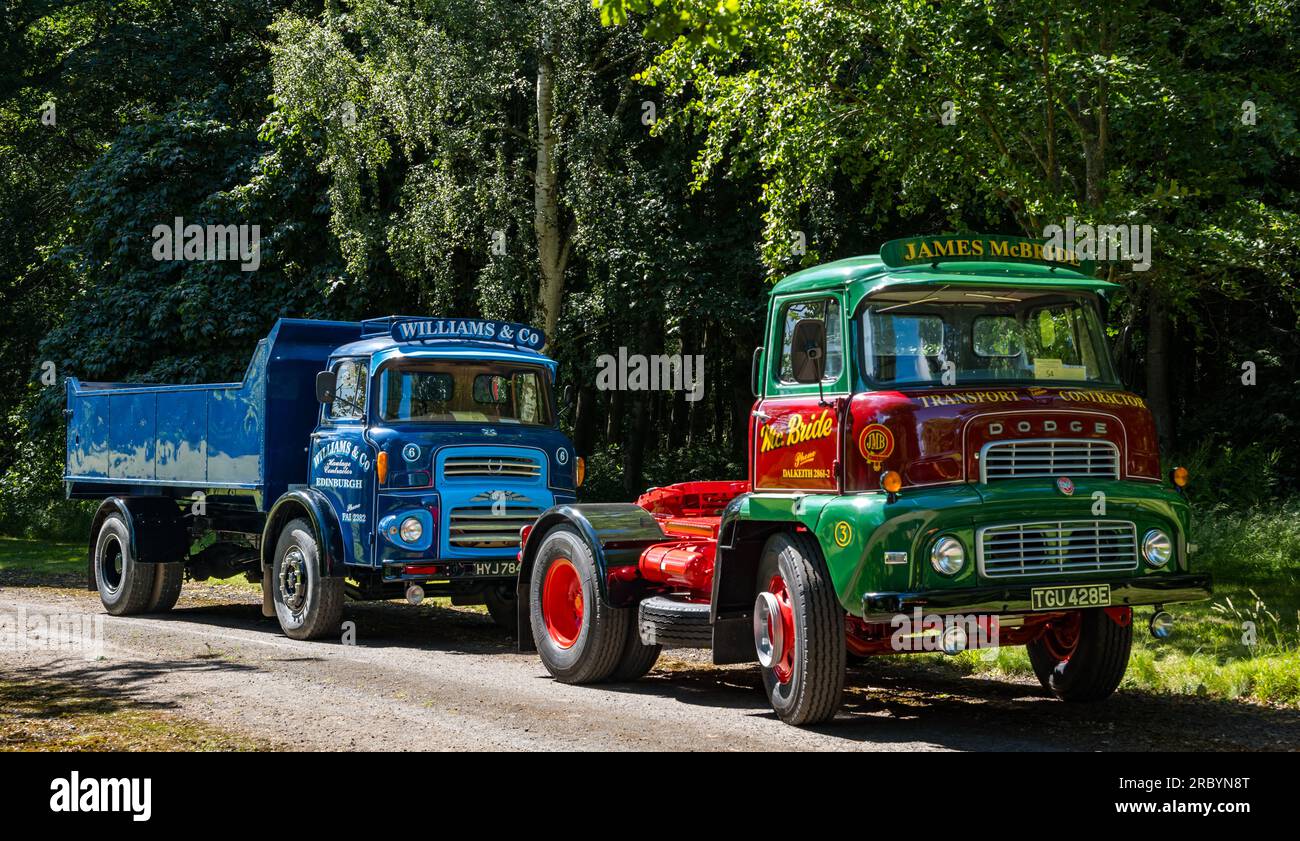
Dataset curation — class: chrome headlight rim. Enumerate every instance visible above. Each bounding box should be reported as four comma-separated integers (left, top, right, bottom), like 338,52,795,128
399,516,423,544
930,535,966,576
1141,528,1172,567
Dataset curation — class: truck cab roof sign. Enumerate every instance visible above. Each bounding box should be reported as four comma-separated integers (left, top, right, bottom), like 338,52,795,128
880,234,1096,274
390,318,545,351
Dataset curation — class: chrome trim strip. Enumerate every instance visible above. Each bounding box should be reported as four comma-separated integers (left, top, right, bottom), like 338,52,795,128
976,519,1138,579
978,438,1120,483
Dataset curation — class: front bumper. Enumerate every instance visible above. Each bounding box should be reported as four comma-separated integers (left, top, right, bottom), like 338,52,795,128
860,573,1211,622
381,558,521,581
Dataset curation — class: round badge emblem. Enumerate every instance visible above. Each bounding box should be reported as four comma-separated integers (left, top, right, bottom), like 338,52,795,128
833,521,853,548
858,423,895,470
556,448,569,465
1056,476,1075,496
402,443,421,463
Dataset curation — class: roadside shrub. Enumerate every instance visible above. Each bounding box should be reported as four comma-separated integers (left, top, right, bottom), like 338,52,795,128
0,414,94,541
579,441,744,503
1173,440,1281,511
1190,500,1300,590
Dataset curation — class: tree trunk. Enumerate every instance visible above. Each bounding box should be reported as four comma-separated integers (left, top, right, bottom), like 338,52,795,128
688,320,710,445
573,385,597,455
624,394,650,498
534,33,569,337
607,389,623,442
1145,293,1174,451
731,339,752,467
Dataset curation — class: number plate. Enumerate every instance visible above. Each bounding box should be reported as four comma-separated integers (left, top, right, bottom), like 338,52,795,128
1030,583,1111,611
471,561,520,577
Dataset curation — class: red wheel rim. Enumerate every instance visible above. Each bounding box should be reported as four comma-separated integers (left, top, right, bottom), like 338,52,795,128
1040,612,1082,662
542,557,583,649
767,574,796,684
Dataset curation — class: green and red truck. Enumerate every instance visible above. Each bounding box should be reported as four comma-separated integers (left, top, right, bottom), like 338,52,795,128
515,233,1211,726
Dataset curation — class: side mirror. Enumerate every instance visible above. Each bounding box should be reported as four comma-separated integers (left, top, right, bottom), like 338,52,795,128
751,346,764,398
315,370,337,404
1112,323,1134,388
558,384,576,420
790,319,826,384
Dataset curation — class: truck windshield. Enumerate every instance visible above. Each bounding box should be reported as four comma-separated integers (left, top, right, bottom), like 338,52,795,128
378,360,553,425
860,289,1118,387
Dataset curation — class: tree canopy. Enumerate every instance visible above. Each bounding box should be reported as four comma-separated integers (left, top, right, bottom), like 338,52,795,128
1,0,1297,534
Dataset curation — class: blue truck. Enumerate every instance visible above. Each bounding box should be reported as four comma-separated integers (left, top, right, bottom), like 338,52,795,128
65,316,580,639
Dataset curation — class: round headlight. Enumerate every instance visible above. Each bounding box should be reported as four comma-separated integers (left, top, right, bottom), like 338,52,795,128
399,516,423,544
930,536,965,575
1142,529,1172,567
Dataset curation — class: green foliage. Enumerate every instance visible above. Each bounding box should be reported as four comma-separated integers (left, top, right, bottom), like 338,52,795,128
1176,441,1281,510
0,0,344,533
0,396,94,540
581,441,744,501
608,0,1300,487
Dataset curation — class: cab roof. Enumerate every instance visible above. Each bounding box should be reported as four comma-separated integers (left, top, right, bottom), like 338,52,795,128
330,316,557,374
771,255,1122,306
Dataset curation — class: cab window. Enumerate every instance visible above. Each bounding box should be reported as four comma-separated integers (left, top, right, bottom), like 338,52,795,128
776,298,842,384
328,358,368,421
378,361,552,425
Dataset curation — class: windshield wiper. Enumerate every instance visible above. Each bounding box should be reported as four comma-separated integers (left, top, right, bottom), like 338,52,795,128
875,285,951,313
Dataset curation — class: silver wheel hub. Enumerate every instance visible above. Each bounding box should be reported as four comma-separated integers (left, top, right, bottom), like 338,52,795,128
753,591,785,669
99,535,124,595
279,546,308,613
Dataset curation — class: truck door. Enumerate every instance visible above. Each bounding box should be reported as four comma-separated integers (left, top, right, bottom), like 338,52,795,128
310,357,376,567
752,296,847,492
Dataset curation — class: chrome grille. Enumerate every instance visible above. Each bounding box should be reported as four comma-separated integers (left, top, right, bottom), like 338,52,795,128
977,520,1138,579
443,455,541,479
980,439,1119,482
448,506,542,549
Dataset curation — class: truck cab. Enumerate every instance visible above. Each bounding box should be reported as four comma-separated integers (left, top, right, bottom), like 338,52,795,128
308,317,577,619
68,315,578,640
518,234,1210,726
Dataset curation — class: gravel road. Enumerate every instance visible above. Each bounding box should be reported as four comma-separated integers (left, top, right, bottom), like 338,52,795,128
2,585,1296,751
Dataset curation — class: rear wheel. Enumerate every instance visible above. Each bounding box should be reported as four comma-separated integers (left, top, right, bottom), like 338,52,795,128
93,513,154,616
145,562,184,613
1027,608,1132,702
529,526,627,683
754,532,845,726
272,518,344,641
609,621,661,682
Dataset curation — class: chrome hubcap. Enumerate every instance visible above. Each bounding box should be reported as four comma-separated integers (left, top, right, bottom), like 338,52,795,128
753,591,785,669
279,546,308,613
100,534,124,595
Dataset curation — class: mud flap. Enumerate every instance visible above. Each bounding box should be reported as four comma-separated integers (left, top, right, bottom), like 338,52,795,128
261,571,276,619
711,614,756,665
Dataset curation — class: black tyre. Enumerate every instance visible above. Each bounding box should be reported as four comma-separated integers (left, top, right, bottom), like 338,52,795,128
93,513,154,616
528,525,628,683
1027,608,1133,702
609,613,662,682
483,585,518,633
638,596,712,648
272,518,344,641
145,562,184,613
755,531,845,726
